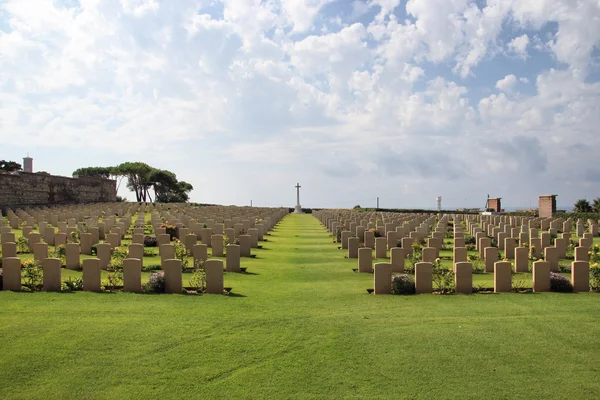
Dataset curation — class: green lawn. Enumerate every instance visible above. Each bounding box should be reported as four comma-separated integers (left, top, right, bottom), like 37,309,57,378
1,214,599,399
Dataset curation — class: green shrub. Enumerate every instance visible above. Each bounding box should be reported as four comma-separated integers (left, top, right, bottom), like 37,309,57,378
590,265,600,291
63,277,84,291
144,272,165,293
391,274,416,295
549,272,573,292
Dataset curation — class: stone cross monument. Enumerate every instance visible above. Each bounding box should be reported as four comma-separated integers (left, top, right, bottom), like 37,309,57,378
294,183,303,214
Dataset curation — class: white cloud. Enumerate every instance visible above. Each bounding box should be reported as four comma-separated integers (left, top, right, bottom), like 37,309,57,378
508,34,529,58
496,74,517,92
1,0,600,208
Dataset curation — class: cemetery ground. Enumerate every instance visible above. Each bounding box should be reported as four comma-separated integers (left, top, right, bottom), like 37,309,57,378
1,214,600,399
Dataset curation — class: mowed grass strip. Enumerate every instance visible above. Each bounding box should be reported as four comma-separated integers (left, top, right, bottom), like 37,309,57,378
1,214,599,399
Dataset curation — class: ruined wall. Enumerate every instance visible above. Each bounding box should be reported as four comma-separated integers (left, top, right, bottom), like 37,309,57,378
0,172,116,210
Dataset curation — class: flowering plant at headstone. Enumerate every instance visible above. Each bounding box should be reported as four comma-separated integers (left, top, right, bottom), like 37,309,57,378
22,259,42,291
173,238,189,269
16,236,29,254
160,223,177,240
549,272,573,292
144,271,166,293
590,263,600,291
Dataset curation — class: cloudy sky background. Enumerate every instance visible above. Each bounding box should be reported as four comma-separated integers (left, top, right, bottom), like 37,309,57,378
1,0,599,209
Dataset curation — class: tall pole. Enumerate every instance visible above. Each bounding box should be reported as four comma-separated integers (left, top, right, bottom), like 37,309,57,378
377,197,379,209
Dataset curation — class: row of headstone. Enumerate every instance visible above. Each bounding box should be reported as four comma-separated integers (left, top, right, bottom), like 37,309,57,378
1,257,226,294
372,260,591,294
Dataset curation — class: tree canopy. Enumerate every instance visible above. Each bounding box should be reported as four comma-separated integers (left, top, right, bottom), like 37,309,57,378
574,199,592,213
0,160,22,172
72,162,193,203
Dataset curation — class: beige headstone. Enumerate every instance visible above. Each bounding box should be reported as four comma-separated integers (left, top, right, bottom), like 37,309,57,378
514,247,528,272
389,247,404,273
375,237,387,258
415,262,433,294
453,247,467,264
205,259,224,294
484,247,498,273
193,244,208,264
494,261,512,292
574,247,588,262
358,247,373,273
163,259,182,294
373,263,392,295
454,262,472,294
123,258,142,292
2,257,21,291
532,261,550,292
82,258,101,292
422,247,436,263
226,244,241,272
42,258,61,292
348,237,359,259
2,241,17,258
96,243,112,269
571,261,589,292
128,243,144,260
239,235,251,257
66,243,80,269
33,242,48,262
160,244,175,264
211,235,224,257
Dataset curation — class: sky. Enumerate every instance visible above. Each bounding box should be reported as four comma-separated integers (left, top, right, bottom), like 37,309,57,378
1,0,599,210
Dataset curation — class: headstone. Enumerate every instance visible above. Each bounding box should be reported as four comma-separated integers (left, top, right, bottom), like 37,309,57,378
128,243,144,260
193,244,208,264
226,244,241,272
504,237,516,260
422,247,436,263
374,237,387,258
415,262,433,294
43,227,55,246
478,237,491,259
2,241,17,258
80,233,92,255
205,259,224,294
453,247,467,264
454,262,472,294
123,258,142,292
42,258,61,292
373,263,392,295
66,243,80,269
211,235,224,257
163,259,183,294
33,242,48,262
96,243,112,269
544,247,558,272
494,261,512,292
348,237,359,259
239,235,251,257
574,247,588,262
514,247,528,272
341,231,352,249
2,257,21,291
358,248,373,273
389,247,404,273
571,261,589,292
364,231,375,249
82,258,101,292
484,247,498,273
532,261,550,292
160,244,175,264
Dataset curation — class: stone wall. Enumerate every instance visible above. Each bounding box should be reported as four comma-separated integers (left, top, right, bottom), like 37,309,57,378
0,172,116,211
